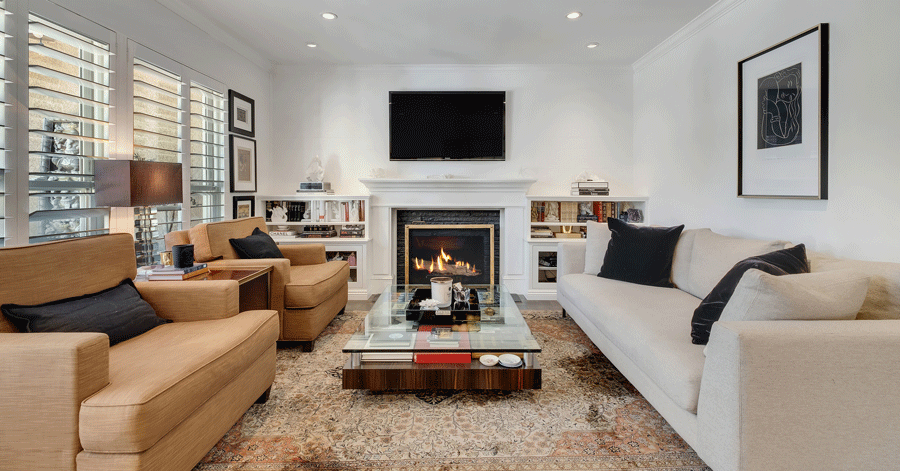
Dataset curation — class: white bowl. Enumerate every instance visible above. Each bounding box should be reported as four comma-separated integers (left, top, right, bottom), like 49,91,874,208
479,355,499,366
498,354,522,367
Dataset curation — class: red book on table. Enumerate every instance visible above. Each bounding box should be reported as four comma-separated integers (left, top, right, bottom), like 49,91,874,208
413,352,472,364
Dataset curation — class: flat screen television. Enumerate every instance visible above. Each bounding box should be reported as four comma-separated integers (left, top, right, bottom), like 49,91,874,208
389,91,505,161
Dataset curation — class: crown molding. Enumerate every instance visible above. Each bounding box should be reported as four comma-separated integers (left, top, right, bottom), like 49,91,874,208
279,63,633,75
154,0,274,72
632,0,747,73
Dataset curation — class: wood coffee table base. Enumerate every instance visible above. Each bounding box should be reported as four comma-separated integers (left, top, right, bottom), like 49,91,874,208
342,358,541,391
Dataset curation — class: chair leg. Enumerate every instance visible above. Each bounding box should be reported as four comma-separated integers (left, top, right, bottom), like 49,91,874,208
298,340,315,352
561,309,567,318
255,386,272,404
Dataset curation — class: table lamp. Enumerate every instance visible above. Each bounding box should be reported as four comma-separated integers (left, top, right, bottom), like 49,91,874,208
95,160,183,266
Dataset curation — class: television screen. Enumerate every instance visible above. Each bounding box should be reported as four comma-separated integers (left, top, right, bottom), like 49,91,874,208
389,91,505,161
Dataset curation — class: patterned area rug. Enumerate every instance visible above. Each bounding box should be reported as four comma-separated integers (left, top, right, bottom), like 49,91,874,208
194,310,710,470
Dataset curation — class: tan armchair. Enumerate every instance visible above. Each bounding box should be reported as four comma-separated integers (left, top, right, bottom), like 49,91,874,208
165,217,348,349
0,233,278,471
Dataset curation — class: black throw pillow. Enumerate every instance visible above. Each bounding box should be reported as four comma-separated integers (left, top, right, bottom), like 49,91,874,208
690,244,809,345
229,227,284,259
1,278,169,346
598,217,685,287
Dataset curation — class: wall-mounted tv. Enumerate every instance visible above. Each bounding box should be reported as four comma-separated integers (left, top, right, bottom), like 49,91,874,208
389,91,505,161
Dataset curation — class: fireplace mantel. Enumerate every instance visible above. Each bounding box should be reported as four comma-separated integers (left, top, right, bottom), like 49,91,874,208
361,177,536,296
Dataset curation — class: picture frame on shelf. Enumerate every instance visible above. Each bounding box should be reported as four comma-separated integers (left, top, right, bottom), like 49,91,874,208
230,135,257,192
228,89,255,137
738,24,828,199
233,195,254,219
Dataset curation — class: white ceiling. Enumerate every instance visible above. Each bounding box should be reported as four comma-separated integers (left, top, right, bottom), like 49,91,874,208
170,0,720,67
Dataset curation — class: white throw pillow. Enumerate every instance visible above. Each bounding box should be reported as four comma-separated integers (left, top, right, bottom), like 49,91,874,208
719,268,870,322
583,220,611,275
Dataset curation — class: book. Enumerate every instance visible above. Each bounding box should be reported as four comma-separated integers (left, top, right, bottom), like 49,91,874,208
150,263,208,274
413,352,471,364
148,267,210,280
361,352,413,362
365,331,414,349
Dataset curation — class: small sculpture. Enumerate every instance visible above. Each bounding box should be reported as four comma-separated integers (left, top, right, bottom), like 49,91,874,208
544,202,560,222
575,171,603,182
306,156,324,182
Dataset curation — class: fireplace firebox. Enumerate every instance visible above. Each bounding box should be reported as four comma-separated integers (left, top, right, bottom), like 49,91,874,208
404,224,494,285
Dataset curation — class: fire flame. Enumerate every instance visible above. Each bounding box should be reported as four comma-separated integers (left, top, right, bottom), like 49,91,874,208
441,247,452,262
412,246,479,275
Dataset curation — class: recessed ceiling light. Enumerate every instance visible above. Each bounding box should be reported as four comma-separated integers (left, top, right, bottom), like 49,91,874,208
566,11,582,19
321,12,337,20
586,42,599,48
307,43,317,48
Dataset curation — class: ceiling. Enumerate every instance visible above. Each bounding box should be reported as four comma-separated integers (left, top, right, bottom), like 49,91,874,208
171,0,720,67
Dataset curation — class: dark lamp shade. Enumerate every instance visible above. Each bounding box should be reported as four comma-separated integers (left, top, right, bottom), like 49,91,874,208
95,160,183,207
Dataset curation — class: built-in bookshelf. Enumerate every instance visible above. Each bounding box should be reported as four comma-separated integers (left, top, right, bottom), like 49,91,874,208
526,195,648,300
255,195,371,244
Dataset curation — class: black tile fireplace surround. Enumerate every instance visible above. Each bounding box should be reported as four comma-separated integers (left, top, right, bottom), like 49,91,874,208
396,209,501,286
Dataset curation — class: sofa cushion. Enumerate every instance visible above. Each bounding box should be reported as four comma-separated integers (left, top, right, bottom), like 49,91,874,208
78,309,279,453
284,261,349,309
719,268,869,322
583,221,612,275
809,250,900,320
558,273,706,413
673,229,788,299
691,244,809,345
230,227,284,259
599,218,684,287
2,278,169,346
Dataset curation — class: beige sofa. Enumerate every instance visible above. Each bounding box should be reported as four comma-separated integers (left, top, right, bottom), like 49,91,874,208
0,234,279,471
557,225,900,471
165,217,348,349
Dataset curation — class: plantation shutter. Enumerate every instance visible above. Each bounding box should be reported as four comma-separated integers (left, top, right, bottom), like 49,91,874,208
0,0,10,246
27,14,112,243
189,82,225,226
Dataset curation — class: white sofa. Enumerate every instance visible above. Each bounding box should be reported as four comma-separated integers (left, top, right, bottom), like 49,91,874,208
556,225,900,471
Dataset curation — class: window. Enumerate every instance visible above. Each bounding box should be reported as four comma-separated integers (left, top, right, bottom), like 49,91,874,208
133,57,182,264
189,82,225,226
0,0,10,247
27,14,112,243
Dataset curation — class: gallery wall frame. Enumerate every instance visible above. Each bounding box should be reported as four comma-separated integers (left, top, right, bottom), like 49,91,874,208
228,89,255,137
230,135,257,192
738,23,829,199
233,195,254,219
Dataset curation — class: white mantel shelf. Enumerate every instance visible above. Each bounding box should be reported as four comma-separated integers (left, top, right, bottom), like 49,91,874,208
359,178,537,193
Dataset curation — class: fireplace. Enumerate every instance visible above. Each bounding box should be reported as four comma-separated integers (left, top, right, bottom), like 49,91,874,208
405,225,494,285
396,209,501,286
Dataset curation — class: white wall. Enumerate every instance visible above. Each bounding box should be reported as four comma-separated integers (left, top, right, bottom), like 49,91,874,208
270,65,634,196
634,0,900,261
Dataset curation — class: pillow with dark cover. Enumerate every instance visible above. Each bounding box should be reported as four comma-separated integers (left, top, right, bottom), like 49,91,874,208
1,278,169,346
229,227,284,259
690,244,809,345
598,217,685,287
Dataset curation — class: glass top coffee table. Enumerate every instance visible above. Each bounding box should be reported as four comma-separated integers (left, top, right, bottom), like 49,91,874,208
342,284,541,391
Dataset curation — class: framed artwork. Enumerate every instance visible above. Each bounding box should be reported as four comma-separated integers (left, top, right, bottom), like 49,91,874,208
738,24,828,199
233,195,254,219
228,89,255,137
230,135,257,192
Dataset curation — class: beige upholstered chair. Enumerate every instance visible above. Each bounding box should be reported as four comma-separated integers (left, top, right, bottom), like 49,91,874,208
0,233,278,471
165,217,348,350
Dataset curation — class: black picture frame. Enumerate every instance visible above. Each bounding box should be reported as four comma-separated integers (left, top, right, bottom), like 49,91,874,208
228,89,255,137
738,24,828,199
229,135,257,192
233,195,254,219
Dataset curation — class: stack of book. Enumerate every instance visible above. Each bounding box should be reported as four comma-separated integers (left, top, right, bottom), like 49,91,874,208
300,225,337,238
530,226,554,239
340,224,365,238
147,263,209,280
269,229,298,237
413,326,471,364
571,180,610,196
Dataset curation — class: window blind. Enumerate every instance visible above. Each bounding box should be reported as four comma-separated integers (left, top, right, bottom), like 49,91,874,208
27,14,112,243
189,82,225,226
133,57,182,264
0,0,10,246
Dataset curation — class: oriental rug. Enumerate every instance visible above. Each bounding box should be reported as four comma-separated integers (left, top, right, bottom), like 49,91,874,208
194,310,710,471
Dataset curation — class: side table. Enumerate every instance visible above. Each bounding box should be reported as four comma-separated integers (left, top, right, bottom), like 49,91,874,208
193,267,273,311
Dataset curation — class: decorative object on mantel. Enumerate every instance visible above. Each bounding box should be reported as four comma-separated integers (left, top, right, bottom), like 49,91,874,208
227,89,255,138
738,24,828,199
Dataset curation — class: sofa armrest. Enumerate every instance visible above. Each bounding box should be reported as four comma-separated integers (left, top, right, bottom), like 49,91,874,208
0,333,109,470
135,280,239,321
556,240,587,278
278,243,327,266
698,320,900,471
